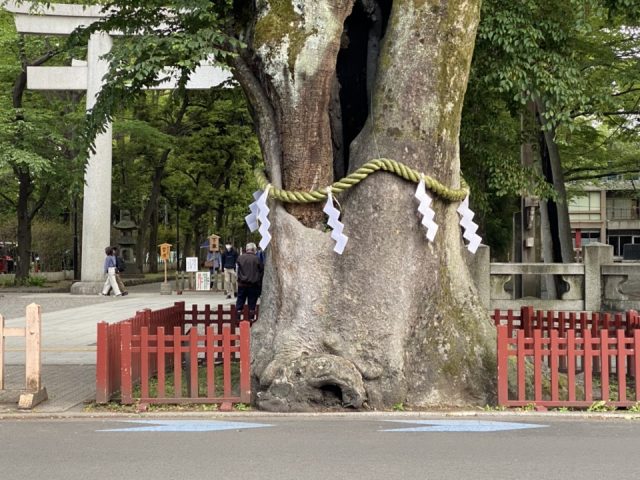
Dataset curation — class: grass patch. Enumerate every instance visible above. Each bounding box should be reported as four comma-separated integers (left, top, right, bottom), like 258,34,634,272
86,361,248,412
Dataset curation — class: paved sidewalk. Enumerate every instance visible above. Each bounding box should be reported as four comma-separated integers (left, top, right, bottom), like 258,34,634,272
0,283,233,413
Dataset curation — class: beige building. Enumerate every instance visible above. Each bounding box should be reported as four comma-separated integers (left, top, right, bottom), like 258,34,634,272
569,180,640,259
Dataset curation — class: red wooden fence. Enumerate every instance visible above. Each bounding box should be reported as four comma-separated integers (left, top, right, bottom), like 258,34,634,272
96,302,254,405
496,306,640,409
119,322,250,406
493,306,640,338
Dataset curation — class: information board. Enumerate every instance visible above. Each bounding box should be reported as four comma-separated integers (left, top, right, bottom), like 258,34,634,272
196,271,211,291
186,257,199,272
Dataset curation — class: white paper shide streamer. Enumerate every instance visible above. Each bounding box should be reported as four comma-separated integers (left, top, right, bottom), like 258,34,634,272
244,190,262,232
323,190,348,254
457,195,482,254
244,189,271,250
414,179,438,242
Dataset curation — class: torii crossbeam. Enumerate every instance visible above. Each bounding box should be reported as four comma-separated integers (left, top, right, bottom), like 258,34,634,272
3,1,230,293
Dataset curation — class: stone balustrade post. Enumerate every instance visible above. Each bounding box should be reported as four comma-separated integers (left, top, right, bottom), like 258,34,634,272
583,243,614,312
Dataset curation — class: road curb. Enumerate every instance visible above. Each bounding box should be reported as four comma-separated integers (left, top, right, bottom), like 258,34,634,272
1,409,640,421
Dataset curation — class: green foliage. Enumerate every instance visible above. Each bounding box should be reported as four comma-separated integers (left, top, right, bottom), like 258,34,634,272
628,402,640,413
587,400,617,412
462,0,640,255
392,402,405,412
72,0,243,153
25,275,47,287
31,219,73,271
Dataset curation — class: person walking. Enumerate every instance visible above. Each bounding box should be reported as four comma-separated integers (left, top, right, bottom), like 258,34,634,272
111,246,128,296
100,246,122,296
221,242,238,299
236,242,263,320
205,248,222,290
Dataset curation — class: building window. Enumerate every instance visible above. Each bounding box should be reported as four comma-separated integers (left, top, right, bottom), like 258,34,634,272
608,235,640,257
607,196,639,220
573,230,600,249
569,192,601,221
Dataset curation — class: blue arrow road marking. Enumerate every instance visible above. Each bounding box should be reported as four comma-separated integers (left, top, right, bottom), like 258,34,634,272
98,420,273,432
381,420,547,432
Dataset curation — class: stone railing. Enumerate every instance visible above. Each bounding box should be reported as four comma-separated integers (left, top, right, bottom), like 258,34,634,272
469,243,640,312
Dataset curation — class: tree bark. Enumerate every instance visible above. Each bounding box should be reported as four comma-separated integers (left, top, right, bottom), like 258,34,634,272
15,168,33,281
535,99,574,263
248,0,495,411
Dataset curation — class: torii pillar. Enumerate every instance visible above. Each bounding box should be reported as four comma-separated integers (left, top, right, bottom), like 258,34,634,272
5,2,230,293
5,2,114,292
79,31,113,291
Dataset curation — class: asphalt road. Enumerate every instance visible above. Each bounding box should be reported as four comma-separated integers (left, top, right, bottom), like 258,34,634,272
1,415,639,480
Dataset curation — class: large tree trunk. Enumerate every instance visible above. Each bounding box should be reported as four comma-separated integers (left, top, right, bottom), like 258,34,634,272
240,0,495,411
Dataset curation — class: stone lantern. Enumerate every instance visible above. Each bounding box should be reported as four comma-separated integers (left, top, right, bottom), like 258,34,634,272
114,210,138,274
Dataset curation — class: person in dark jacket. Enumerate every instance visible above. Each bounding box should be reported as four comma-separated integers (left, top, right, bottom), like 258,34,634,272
111,246,128,296
221,242,238,298
235,242,263,320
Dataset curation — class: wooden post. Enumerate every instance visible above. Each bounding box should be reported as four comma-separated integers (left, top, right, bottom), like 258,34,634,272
18,303,48,409
164,257,168,283
24,304,41,391
96,322,110,403
120,322,133,404
159,243,172,295
239,320,251,403
0,314,4,390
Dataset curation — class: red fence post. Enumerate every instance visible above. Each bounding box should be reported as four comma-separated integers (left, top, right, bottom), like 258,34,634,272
239,320,251,403
174,301,186,324
173,326,182,399
617,329,626,403
96,322,110,403
141,326,149,400
600,329,610,402
533,329,543,403
206,326,215,398
567,330,576,402
585,330,593,403
157,326,166,399
635,329,640,402
120,322,133,404
550,330,559,402
517,330,525,403
223,325,232,398
189,327,199,399
521,306,533,338
497,326,509,406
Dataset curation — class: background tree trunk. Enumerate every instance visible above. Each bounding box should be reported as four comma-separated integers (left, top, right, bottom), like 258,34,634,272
245,0,495,411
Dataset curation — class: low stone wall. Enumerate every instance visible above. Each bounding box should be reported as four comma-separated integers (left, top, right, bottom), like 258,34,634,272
470,243,640,313
0,271,74,282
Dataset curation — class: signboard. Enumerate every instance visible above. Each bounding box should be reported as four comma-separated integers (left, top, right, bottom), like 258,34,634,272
186,257,199,273
209,234,220,252
196,271,210,291
158,243,172,261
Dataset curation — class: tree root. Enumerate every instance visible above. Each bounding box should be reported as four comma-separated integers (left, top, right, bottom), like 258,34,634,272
256,353,367,412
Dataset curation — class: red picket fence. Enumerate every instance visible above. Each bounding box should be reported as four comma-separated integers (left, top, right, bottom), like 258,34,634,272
493,306,640,339
96,302,254,406
495,306,640,409
119,322,250,406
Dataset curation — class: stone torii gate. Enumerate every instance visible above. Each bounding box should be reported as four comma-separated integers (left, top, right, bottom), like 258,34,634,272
4,2,230,293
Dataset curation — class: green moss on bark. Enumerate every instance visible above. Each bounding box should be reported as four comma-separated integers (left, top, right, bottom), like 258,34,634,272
253,0,314,73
